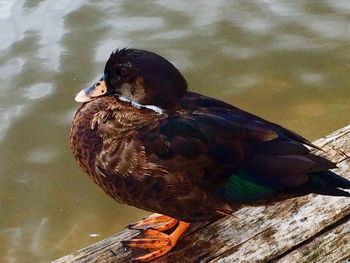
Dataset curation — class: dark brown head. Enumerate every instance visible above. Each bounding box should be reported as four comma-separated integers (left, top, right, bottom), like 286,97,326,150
75,48,188,112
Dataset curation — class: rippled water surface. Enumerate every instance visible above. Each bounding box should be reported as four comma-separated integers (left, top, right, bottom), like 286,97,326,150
1,0,350,262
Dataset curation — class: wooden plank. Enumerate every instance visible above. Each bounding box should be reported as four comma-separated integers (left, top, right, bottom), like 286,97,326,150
54,125,350,263
272,215,350,263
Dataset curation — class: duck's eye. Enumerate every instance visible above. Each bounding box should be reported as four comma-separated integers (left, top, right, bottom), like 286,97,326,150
118,63,132,76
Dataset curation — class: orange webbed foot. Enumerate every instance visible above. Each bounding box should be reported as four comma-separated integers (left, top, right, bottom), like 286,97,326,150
128,213,178,231
123,214,190,262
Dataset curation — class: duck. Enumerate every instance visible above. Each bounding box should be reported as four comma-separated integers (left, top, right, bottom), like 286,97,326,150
70,48,350,262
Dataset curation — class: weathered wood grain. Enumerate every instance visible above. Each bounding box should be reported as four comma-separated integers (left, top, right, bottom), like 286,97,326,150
54,125,350,263
272,215,349,263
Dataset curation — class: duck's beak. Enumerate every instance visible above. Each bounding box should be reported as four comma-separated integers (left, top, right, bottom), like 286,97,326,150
75,76,108,103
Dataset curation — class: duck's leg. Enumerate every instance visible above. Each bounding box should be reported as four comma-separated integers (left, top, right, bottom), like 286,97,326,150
123,215,190,262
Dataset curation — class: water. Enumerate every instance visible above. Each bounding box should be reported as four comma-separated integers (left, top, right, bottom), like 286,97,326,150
1,0,350,262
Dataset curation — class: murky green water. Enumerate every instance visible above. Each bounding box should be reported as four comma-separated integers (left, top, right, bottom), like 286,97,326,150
1,1,350,262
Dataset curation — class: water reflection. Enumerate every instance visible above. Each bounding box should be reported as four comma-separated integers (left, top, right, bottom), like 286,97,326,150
1,0,350,262
23,83,54,100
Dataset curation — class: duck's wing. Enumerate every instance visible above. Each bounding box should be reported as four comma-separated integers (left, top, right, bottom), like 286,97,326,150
182,92,320,149
138,92,349,203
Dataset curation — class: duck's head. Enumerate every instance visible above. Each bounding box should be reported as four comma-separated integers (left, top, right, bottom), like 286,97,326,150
75,48,188,112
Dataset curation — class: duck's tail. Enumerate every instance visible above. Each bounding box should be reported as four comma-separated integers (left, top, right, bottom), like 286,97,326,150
307,170,350,197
